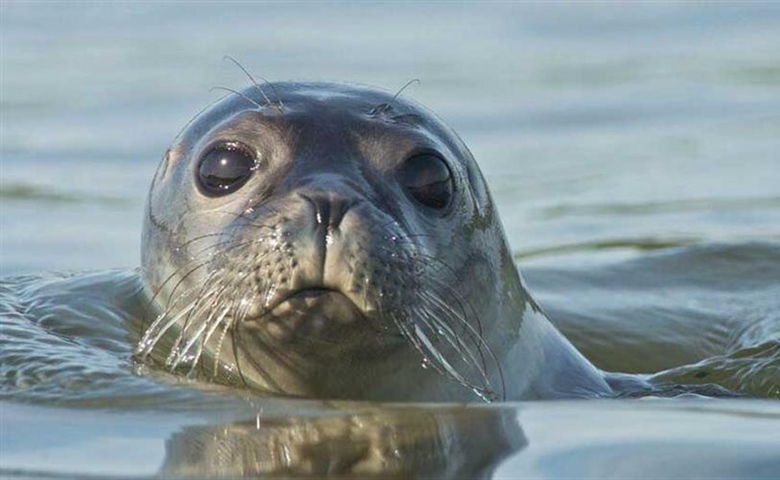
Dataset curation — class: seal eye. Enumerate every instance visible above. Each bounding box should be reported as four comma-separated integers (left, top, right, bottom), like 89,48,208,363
197,142,256,196
400,153,454,211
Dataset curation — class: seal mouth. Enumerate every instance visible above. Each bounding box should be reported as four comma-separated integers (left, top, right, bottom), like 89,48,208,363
248,288,397,348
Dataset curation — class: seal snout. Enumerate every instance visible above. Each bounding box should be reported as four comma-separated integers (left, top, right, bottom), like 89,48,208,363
238,187,384,342
283,189,353,279
298,192,357,234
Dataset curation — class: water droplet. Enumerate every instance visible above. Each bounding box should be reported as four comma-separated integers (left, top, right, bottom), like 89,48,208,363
472,388,497,403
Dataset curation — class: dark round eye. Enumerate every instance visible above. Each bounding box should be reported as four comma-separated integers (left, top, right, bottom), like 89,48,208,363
400,153,454,211
197,142,256,196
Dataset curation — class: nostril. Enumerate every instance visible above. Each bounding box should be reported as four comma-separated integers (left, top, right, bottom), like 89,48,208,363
329,198,351,230
314,199,330,227
300,194,355,232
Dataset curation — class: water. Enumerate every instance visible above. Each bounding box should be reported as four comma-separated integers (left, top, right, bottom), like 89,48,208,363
1,2,779,478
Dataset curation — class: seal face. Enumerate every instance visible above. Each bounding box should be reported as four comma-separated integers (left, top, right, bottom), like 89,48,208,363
137,82,611,402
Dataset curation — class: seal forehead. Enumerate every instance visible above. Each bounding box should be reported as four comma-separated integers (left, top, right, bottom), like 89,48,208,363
275,82,402,110
273,83,467,164
215,82,430,130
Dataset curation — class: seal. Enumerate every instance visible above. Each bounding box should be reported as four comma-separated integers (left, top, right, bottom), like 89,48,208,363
136,81,612,402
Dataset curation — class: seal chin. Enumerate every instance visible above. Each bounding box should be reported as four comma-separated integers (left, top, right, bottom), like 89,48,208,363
262,288,364,340
243,288,401,359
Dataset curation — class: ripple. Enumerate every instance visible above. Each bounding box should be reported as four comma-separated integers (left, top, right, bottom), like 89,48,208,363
535,196,780,219
514,236,699,260
0,183,127,205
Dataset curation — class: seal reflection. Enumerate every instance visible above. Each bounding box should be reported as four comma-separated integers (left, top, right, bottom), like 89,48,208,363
159,404,526,479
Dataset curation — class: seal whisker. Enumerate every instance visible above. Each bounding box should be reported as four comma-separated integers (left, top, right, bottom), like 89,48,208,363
186,298,235,376
416,294,476,363
175,231,235,251
169,285,231,372
138,235,242,350
411,299,497,400
391,78,421,104
419,282,506,401
419,282,481,348
373,247,503,400
162,265,231,364
188,236,267,262
197,296,236,370
222,56,283,113
170,267,223,333
170,271,242,373
370,78,421,116
226,303,249,388
210,304,234,377
207,209,280,231
200,289,241,378
197,259,264,377
140,258,209,336
141,249,255,374
373,244,484,339
416,296,492,387
137,295,198,359
210,86,264,111
371,219,435,243
412,319,471,386
387,246,489,342
391,314,464,386
365,237,497,397
172,270,253,372
146,255,216,319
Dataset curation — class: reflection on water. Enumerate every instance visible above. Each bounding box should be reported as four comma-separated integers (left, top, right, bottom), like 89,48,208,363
161,406,524,479
2,400,778,479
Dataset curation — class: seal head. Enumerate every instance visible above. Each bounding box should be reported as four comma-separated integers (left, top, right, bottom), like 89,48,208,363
138,82,610,402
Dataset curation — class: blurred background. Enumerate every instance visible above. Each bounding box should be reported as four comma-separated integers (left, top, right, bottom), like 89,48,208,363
2,2,779,274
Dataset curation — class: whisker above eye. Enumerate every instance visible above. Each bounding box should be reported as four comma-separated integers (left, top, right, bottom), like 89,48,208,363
210,85,264,111
222,56,283,113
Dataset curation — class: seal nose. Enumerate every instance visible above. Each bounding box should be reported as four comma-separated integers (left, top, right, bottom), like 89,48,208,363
300,193,354,232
